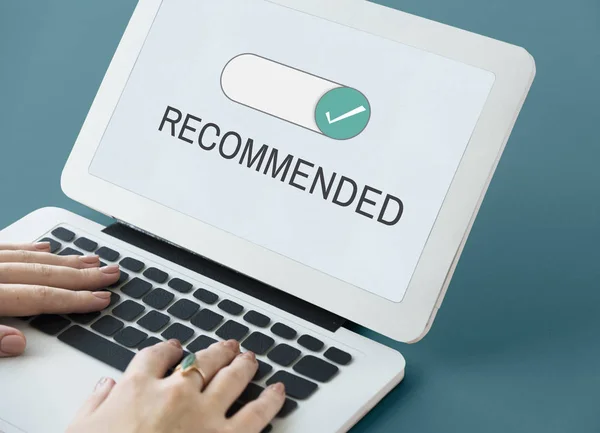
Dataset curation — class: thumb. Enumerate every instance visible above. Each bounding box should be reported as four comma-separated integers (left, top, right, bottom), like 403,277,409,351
0,325,26,357
74,377,116,419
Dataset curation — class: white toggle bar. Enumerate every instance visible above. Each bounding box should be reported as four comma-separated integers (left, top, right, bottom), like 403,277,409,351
221,54,341,132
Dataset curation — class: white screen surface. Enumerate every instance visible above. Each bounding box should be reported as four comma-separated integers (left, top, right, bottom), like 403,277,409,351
89,0,495,302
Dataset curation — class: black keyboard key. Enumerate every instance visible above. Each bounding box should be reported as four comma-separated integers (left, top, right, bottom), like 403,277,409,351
244,310,270,328
266,371,317,400
293,355,339,382
267,344,301,367
162,323,194,344
113,300,145,321
271,323,297,340
277,398,298,418
262,425,273,433
30,315,71,335
74,237,97,252
109,270,129,289
138,336,162,350
137,311,170,332
191,309,223,331
239,383,264,403
96,246,120,262
121,277,152,298
119,257,145,272
68,311,101,324
51,227,75,242
143,267,168,283
99,261,107,267
216,320,249,341
218,299,244,315
59,325,134,372
187,335,217,352
324,347,352,365
59,247,82,256
168,277,193,293
168,299,200,320
298,335,324,352
91,316,124,336
114,327,148,348
241,332,275,355
226,401,244,418
39,237,61,253
108,291,121,308
142,288,174,310
193,288,218,304
253,360,273,381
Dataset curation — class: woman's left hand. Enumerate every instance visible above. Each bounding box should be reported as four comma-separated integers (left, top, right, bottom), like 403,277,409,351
0,241,120,357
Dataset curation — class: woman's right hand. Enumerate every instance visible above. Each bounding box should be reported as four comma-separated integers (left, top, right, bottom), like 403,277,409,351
67,339,286,433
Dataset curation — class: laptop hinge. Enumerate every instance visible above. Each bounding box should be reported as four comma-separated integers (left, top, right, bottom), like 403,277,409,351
102,222,346,333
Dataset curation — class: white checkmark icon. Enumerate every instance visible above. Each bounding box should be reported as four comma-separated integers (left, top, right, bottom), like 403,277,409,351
325,105,367,125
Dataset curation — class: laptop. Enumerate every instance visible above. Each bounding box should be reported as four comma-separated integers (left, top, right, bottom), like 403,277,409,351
0,0,535,431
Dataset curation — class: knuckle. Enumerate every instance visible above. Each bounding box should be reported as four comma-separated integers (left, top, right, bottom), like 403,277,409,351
34,263,53,278
82,267,97,279
35,285,50,300
125,371,147,387
225,365,246,383
19,250,32,263
164,382,189,404
246,404,270,425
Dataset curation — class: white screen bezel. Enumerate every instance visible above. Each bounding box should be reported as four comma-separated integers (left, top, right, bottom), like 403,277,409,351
61,0,535,342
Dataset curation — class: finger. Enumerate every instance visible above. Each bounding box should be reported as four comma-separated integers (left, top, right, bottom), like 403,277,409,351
125,339,183,378
0,325,27,357
72,377,116,419
0,263,120,290
0,250,100,269
169,340,240,391
0,242,51,253
203,351,258,409
228,383,286,432
0,285,111,316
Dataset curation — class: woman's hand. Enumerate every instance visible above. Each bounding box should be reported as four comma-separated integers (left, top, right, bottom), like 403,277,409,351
0,241,120,357
68,339,286,433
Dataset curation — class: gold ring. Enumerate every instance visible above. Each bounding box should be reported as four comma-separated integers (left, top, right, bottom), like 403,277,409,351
174,353,208,389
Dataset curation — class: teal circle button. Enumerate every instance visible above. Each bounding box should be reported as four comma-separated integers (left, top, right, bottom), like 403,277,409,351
315,87,371,140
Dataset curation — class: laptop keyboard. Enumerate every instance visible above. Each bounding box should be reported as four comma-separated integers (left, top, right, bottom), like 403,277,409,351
27,226,354,430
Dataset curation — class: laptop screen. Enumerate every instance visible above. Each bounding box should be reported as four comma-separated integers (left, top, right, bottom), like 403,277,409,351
89,0,495,302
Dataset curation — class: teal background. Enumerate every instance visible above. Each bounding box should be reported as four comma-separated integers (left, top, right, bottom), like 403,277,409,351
1,1,599,432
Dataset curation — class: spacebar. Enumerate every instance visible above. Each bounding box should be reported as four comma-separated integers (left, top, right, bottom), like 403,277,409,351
58,325,135,372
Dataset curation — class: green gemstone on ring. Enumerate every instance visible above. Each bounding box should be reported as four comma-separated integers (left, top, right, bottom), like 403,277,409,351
180,353,196,371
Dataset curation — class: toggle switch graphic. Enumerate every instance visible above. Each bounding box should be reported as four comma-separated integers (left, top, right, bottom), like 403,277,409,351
221,54,370,140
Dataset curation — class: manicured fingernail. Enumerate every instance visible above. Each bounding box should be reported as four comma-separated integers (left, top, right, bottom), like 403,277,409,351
35,242,51,251
224,339,239,351
0,335,26,356
79,255,100,264
92,291,112,299
168,339,182,348
100,265,120,274
242,351,256,361
269,383,285,395
94,377,108,391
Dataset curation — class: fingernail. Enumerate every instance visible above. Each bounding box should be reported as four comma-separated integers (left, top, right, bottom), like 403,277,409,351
168,339,182,348
100,265,120,274
94,377,108,391
92,291,112,299
224,339,239,351
35,242,51,251
0,335,26,356
79,255,100,264
269,383,285,395
242,351,256,361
